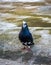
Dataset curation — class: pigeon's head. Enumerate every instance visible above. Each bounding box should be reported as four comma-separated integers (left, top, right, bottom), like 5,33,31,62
22,21,28,28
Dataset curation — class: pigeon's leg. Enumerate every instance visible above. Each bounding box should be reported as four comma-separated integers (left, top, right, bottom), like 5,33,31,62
25,46,30,51
21,42,27,50
21,45,30,50
26,42,32,51
21,45,26,50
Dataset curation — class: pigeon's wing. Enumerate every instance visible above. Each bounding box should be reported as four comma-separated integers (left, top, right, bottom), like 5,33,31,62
27,32,33,42
19,31,23,42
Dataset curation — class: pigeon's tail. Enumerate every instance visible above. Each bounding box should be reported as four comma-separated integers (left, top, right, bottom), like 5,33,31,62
30,42,34,48
27,42,34,46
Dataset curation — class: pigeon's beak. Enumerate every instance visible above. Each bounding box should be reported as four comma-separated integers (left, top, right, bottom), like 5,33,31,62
23,21,26,25
23,21,27,28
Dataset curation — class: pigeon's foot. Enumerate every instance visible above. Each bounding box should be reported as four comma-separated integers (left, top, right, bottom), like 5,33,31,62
21,46,26,50
21,46,32,52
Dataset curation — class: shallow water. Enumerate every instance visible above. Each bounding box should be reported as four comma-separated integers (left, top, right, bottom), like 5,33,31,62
0,2,51,65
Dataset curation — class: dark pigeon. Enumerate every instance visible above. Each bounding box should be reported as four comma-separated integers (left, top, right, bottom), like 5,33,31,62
19,21,34,47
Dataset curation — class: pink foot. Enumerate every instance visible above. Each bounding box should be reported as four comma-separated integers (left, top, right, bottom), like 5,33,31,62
21,47,26,50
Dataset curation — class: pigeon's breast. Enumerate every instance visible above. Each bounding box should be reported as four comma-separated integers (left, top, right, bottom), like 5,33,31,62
22,30,30,37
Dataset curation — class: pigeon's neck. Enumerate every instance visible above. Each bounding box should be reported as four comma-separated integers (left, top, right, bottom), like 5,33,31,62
22,27,29,32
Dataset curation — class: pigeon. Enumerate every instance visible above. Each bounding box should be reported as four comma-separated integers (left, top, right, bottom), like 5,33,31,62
19,21,34,49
